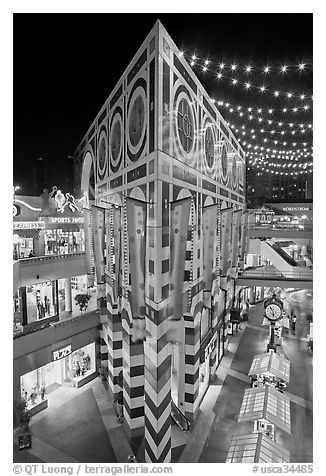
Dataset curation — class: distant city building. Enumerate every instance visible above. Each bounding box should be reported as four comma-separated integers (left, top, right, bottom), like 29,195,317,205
246,169,312,207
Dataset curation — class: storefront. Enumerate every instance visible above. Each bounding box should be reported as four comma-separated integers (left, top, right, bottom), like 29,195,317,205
57,275,97,316
42,217,85,255
20,342,96,415
25,281,58,322
13,192,86,259
14,317,99,425
198,334,217,401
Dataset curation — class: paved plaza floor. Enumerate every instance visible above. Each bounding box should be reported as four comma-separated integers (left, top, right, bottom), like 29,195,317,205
13,301,313,463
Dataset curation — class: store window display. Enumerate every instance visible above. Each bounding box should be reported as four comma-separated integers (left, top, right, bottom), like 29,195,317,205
26,281,58,322
44,229,85,256
72,344,95,381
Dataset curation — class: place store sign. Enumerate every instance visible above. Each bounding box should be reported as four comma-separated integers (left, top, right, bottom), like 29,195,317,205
51,344,72,362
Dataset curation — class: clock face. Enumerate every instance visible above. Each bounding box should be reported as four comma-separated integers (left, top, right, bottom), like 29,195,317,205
265,304,282,321
129,95,145,147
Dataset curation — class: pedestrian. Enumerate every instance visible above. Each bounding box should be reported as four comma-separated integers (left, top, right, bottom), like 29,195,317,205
29,250,35,258
292,314,297,331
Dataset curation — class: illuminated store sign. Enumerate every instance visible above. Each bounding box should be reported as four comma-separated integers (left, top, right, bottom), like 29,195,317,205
48,216,84,224
282,206,309,212
13,221,45,230
52,344,72,361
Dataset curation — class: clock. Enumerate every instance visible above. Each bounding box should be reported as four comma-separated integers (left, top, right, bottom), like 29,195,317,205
265,303,282,321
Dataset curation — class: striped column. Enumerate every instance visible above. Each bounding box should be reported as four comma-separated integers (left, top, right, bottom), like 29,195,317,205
144,309,171,462
105,287,123,398
122,299,145,439
183,303,201,422
121,198,145,440
144,180,171,462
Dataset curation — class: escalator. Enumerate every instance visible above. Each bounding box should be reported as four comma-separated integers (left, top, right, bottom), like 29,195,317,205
265,241,299,266
171,400,190,431
260,240,299,273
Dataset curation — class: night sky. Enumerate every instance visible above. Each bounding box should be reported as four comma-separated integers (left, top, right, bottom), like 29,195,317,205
13,13,313,195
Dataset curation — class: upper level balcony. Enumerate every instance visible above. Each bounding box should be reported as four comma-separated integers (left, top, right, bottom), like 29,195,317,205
13,309,100,359
248,223,313,240
13,252,88,292
237,265,313,290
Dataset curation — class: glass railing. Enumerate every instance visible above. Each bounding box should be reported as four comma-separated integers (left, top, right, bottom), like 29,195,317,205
13,251,86,263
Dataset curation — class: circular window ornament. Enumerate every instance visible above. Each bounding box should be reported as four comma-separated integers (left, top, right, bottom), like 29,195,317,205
177,98,194,153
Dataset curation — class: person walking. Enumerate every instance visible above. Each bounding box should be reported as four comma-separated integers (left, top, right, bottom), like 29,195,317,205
292,314,297,332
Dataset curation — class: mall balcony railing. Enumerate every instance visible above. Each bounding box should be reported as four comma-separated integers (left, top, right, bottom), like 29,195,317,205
248,224,313,232
13,252,88,292
13,308,99,340
13,246,85,261
13,310,100,359
238,267,313,281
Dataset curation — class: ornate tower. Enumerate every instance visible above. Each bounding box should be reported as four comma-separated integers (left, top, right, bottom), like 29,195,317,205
74,20,246,463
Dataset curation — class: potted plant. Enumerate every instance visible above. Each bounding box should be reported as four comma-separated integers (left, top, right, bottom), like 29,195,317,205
74,293,91,313
15,399,31,432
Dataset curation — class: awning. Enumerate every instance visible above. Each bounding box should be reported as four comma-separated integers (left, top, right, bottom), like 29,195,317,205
248,352,290,383
226,432,290,463
238,386,291,434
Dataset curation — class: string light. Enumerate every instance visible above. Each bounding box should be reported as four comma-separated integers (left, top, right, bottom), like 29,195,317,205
183,52,312,179
216,100,313,128
216,99,310,114
184,53,312,73
187,58,312,100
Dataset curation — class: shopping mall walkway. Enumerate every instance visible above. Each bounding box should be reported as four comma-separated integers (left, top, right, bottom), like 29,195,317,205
13,378,134,463
195,300,313,463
